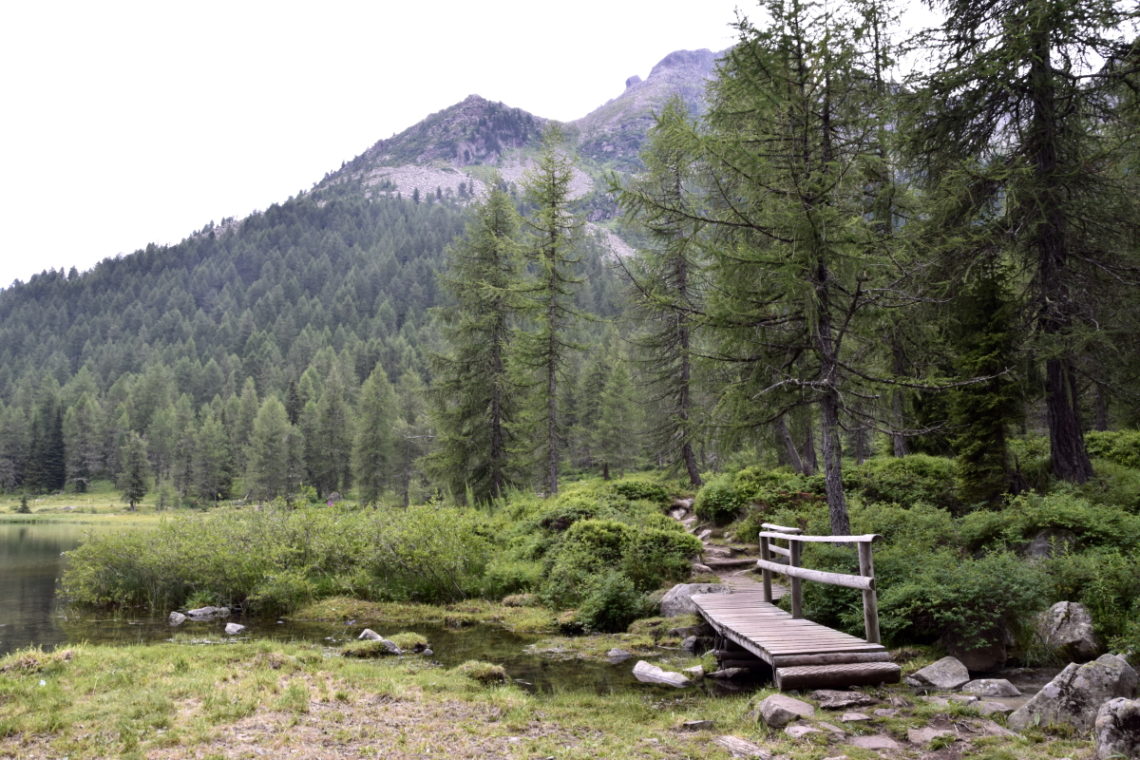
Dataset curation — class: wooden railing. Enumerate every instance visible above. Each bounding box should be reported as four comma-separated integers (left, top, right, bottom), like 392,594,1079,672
757,522,883,644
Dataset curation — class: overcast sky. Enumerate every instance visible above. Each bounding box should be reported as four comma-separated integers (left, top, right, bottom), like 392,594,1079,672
0,0,753,289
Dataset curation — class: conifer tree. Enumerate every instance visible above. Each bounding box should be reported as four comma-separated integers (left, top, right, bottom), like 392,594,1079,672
118,431,150,510
353,365,397,506
518,130,583,497
429,184,523,504
907,0,1140,483
246,396,300,503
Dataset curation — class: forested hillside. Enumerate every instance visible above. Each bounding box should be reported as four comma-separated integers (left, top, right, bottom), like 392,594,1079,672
0,0,1138,521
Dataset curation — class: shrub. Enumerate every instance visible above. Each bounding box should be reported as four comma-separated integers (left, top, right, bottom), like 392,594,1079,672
1044,547,1140,644
1085,430,1140,469
575,571,651,633
621,528,702,591
844,454,962,512
609,479,671,505
694,473,747,524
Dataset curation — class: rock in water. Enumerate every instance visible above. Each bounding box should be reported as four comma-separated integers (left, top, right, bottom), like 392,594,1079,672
1038,601,1102,663
1094,698,1140,760
168,611,187,626
224,622,246,635
906,656,971,690
358,628,382,641
186,606,230,621
632,660,691,688
1008,654,1138,733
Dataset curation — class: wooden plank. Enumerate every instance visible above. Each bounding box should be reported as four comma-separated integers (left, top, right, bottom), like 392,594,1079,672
754,558,874,590
759,531,880,544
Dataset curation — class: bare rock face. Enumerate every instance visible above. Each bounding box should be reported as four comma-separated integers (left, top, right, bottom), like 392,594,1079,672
1038,601,1102,663
659,583,724,617
1094,697,1140,760
1008,654,1139,734
906,656,971,690
632,660,691,688
753,693,815,728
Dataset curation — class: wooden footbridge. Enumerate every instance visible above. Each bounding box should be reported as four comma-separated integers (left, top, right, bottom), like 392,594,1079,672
691,524,901,690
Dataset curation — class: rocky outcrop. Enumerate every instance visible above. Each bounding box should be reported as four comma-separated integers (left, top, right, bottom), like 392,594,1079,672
1093,697,1140,760
752,694,814,728
906,656,971,690
1037,601,1101,663
1008,654,1138,733
659,583,724,617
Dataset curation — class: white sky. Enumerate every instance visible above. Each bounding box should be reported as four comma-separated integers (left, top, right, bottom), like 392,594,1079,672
0,0,749,289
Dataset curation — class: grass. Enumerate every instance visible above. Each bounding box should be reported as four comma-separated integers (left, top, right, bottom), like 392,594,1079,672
294,597,559,635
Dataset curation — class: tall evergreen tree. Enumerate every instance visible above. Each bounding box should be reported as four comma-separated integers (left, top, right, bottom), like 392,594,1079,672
246,396,300,503
907,0,1140,483
118,431,150,510
518,130,583,497
353,365,397,506
429,184,523,504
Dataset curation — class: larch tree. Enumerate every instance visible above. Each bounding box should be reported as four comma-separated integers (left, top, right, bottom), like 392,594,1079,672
906,0,1140,483
618,100,709,487
430,183,523,504
518,130,583,497
353,364,397,506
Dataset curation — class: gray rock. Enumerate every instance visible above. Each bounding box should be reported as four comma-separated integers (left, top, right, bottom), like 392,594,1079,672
185,605,229,620
977,701,1015,717
606,648,632,664
168,611,187,626
784,725,820,739
1038,602,1102,663
680,719,716,731
669,507,689,520
684,665,705,680
840,712,871,722
754,693,815,728
358,628,383,641
1008,654,1139,733
907,726,954,745
632,660,690,688
224,622,246,635
681,635,700,653
812,689,877,709
907,656,971,690
697,528,714,541
712,735,770,759
691,562,714,574
817,722,846,737
709,667,749,680
962,678,1021,697
847,735,902,751
659,583,725,617
1093,697,1140,760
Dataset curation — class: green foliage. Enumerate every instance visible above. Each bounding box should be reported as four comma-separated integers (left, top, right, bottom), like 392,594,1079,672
958,491,1140,552
693,473,747,524
453,660,507,685
608,478,671,506
574,571,651,633
844,455,962,511
621,528,702,592
1085,430,1140,470
877,550,1047,649
1044,547,1140,646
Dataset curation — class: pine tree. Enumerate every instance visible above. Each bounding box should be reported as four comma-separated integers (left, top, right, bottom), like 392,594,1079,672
246,396,299,503
353,365,397,506
518,130,583,497
190,410,232,504
429,184,523,504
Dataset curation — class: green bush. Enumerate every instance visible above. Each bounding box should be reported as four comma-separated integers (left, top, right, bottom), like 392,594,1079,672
621,528,702,591
1085,430,1140,469
844,454,962,512
877,550,1047,650
694,473,747,524
575,571,651,633
609,478,671,505
1044,547,1140,645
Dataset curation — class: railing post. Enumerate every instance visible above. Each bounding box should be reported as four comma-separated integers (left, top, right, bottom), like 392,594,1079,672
857,541,880,644
759,532,772,603
789,539,803,619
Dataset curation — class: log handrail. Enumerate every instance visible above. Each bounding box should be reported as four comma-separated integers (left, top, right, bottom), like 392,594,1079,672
758,522,883,644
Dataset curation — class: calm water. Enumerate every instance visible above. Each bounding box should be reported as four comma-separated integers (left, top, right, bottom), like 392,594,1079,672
0,520,731,694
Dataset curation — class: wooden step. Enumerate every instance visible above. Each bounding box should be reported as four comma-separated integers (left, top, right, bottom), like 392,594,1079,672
774,661,901,690
703,556,760,569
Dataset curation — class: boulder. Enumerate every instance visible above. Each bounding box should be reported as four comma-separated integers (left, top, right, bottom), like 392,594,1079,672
754,693,815,728
168,611,187,626
1093,697,1140,760
681,636,700,653
962,678,1021,697
680,719,716,731
186,605,230,621
632,660,690,688
712,735,770,759
356,629,401,654
906,656,971,690
659,583,724,617
907,726,954,745
977,701,1015,717
1008,654,1138,733
358,628,383,641
1037,602,1102,663
784,725,820,739
812,689,877,709
224,622,246,635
